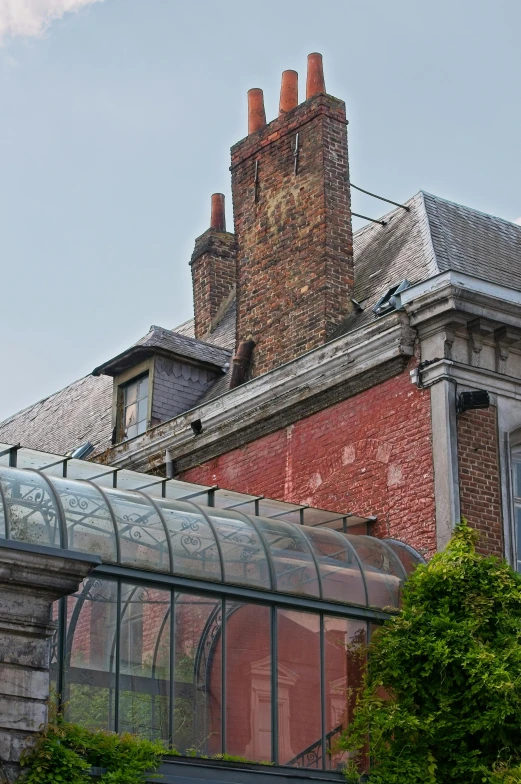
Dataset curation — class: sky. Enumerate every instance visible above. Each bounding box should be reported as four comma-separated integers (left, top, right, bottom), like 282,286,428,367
0,0,520,421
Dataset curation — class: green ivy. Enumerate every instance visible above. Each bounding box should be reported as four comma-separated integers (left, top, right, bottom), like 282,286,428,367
20,710,179,784
341,523,521,784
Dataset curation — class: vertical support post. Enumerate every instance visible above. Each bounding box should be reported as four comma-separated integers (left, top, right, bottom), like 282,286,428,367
169,590,175,747
221,597,226,754
114,581,122,732
271,605,279,765
56,596,67,713
430,377,461,549
320,614,326,770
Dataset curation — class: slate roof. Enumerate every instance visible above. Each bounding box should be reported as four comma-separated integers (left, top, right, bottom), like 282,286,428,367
2,191,521,456
92,324,232,377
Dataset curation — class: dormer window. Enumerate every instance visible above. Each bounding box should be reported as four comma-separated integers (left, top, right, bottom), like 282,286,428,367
122,373,149,441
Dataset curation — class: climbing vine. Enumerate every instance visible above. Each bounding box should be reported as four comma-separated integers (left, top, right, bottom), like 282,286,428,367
341,523,521,784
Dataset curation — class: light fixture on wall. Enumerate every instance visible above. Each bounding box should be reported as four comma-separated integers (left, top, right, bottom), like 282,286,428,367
457,390,490,414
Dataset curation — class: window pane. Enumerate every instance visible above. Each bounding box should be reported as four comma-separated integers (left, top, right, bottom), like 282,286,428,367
208,509,271,589
49,476,117,561
137,420,147,435
138,376,149,399
64,578,117,731
125,382,138,406
277,610,321,766
125,425,138,440
138,398,148,422
346,535,403,610
0,466,61,546
158,499,222,581
255,517,320,597
125,403,137,428
174,593,222,754
119,584,170,741
324,617,367,770
225,602,271,761
105,488,170,572
301,527,366,605
516,505,521,572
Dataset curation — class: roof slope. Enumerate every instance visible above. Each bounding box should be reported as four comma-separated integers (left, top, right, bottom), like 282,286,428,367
2,192,520,455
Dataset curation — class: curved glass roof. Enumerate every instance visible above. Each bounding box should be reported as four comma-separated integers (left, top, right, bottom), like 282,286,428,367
0,462,423,610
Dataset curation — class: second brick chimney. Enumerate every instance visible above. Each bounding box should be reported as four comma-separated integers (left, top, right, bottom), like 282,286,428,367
231,53,354,377
190,194,236,340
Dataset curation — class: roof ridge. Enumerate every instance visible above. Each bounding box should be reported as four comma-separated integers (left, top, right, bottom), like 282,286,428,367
144,324,231,353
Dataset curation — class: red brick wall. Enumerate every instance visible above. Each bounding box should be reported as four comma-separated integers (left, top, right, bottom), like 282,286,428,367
190,229,236,340
182,364,436,555
231,94,354,377
457,406,503,557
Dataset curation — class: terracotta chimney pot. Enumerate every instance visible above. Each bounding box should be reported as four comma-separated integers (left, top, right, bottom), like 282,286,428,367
279,70,298,116
306,52,326,99
210,193,226,231
248,88,267,134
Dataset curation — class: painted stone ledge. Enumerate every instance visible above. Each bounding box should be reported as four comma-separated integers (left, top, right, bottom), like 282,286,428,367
0,540,100,783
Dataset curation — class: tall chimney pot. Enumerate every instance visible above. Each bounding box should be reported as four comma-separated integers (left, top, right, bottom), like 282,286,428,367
279,70,298,116
247,88,267,134
306,52,326,99
210,193,226,231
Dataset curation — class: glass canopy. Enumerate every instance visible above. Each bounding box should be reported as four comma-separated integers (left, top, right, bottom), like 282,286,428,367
0,444,423,610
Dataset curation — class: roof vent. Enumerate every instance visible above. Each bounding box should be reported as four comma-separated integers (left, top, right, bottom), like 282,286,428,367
372,279,410,317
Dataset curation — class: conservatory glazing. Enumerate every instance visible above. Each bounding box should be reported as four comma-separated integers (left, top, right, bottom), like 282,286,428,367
0,444,422,769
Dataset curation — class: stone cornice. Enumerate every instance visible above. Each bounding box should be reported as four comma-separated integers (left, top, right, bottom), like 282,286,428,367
99,313,415,473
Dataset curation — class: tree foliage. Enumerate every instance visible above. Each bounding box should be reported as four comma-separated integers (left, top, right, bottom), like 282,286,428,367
341,524,521,783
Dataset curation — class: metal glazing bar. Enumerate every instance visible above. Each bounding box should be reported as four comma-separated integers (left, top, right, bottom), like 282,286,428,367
177,485,218,502
229,508,277,591
350,183,410,211
265,505,309,520
38,457,70,473
271,605,278,765
33,469,68,549
8,445,20,467
221,495,264,511
186,501,226,583
0,445,18,460
57,596,67,711
136,490,174,574
254,498,260,516
88,468,118,482
320,614,326,771
0,478,9,539
114,581,122,732
352,212,387,227
88,482,121,563
299,508,305,525
169,590,175,747
221,596,226,754
92,564,393,622
208,489,215,508
134,478,166,492
377,539,408,582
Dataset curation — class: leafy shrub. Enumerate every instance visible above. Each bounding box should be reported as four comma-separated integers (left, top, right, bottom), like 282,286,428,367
341,523,521,784
20,710,178,784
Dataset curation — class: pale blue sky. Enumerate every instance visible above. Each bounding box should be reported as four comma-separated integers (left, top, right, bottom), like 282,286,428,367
1,0,520,420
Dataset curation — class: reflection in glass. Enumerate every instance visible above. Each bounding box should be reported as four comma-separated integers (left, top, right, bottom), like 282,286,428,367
159,500,222,581
207,509,270,589
346,535,403,609
0,467,60,546
255,517,320,597
119,584,170,740
51,477,117,561
324,617,367,770
277,610,321,766
107,488,170,572
174,593,222,754
302,527,367,605
225,603,271,761
64,578,118,731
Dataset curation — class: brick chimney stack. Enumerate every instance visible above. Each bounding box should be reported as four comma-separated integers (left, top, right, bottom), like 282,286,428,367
231,54,354,377
191,194,236,341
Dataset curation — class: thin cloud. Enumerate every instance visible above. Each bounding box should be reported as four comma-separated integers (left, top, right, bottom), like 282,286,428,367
0,0,103,41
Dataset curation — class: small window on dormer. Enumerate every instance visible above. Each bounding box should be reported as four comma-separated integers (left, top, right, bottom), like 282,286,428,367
122,373,149,441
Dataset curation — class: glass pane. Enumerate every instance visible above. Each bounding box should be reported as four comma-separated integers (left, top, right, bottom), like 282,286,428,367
157,499,222,581
3,447,64,473
138,398,148,421
0,466,61,546
255,517,320,597
226,602,271,761
64,578,117,731
383,540,424,576
173,593,222,754
138,376,149,399
513,455,521,498
119,584,171,741
516,505,521,572
49,476,117,561
346,535,403,610
125,382,138,406
277,610,321,766
324,618,367,770
105,488,170,572
137,420,147,435
125,425,138,441
207,509,270,589
125,403,137,428
301,527,367,606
